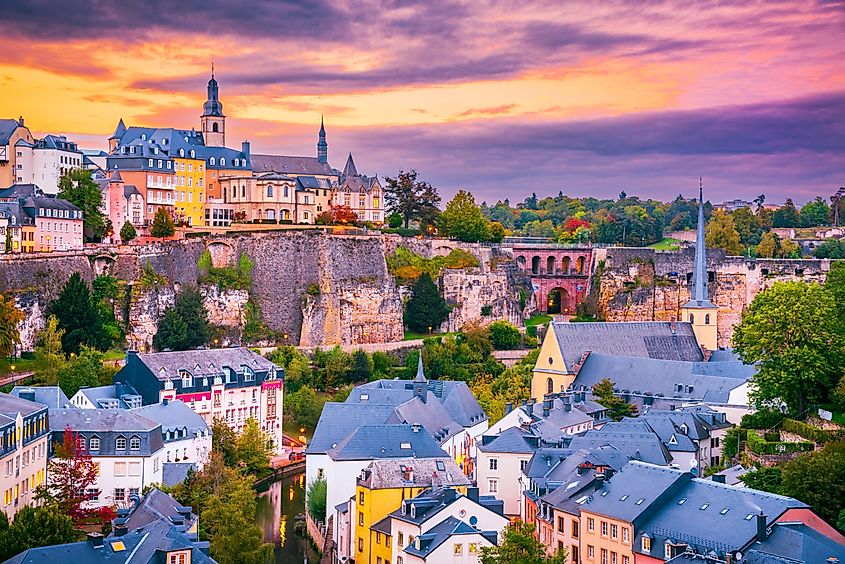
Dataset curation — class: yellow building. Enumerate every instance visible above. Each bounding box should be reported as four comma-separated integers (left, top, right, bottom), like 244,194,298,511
0,392,50,520
173,155,206,226
531,321,575,400
355,458,470,564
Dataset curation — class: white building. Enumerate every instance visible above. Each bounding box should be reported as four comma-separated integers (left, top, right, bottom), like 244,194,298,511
49,409,164,508
476,427,538,516
130,399,212,470
15,135,83,194
387,487,508,564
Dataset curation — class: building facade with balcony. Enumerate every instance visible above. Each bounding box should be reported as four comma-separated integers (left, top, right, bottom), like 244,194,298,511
0,393,49,519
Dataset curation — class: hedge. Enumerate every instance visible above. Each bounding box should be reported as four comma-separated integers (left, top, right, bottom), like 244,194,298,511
746,430,814,455
782,419,845,444
740,410,786,429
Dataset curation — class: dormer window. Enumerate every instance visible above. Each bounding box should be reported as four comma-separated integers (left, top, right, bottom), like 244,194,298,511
75,436,86,452
179,149,184,157
220,158,226,166
190,150,195,158
642,535,651,552
116,436,127,450
89,436,100,451
210,157,216,166
181,371,193,388
130,436,141,450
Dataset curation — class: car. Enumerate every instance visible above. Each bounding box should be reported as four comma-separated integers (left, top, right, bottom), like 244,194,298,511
289,451,305,461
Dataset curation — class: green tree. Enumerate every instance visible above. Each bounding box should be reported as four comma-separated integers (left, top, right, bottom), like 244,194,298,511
211,419,238,467
405,272,450,333
756,231,778,258
285,386,324,429
306,478,327,523
800,196,831,227
0,293,23,358
34,315,65,385
738,466,784,495
150,207,176,238
58,168,107,241
814,240,845,259
153,308,188,351
348,349,372,383
592,378,638,420
441,190,490,242
488,320,521,350
372,350,392,377
387,212,403,228
92,275,123,347
383,170,440,229
773,198,801,228
825,261,845,329
732,281,844,415
313,346,352,389
49,273,113,353
480,520,566,564
120,221,137,243
705,210,743,256
58,346,105,398
285,353,313,392
730,207,763,248
0,504,78,561
488,221,506,243
154,287,211,351
781,440,845,525
235,418,272,477
203,467,272,564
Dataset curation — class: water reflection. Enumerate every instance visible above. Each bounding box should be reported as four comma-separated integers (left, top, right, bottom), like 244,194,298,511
256,473,320,563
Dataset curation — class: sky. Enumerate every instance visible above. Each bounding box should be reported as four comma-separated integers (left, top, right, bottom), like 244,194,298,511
1,0,843,205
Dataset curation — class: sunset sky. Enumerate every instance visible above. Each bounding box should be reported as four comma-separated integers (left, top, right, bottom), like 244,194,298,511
1,0,843,204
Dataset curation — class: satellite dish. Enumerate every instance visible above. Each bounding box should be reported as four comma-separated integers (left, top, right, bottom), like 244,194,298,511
690,459,698,467
735,552,743,561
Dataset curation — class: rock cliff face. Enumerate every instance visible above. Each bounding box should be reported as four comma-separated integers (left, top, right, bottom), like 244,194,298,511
0,232,532,350
597,247,831,347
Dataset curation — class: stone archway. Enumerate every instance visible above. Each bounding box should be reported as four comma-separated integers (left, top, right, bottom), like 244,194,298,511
546,287,572,315
531,256,541,274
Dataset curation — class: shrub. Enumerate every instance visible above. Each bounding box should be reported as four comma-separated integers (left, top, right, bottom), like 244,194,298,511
306,284,320,296
746,430,814,455
387,247,479,284
741,409,785,429
782,418,845,444
488,320,522,350
306,478,327,523
480,305,492,316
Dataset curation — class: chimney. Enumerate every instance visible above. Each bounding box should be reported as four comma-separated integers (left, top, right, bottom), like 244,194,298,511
505,402,513,415
725,554,733,564
467,487,479,502
444,488,457,502
542,404,550,418
711,474,726,484
18,116,24,127
756,512,767,542
242,140,251,159
594,473,605,490
521,399,527,406
162,398,169,406
113,523,128,537
87,532,104,548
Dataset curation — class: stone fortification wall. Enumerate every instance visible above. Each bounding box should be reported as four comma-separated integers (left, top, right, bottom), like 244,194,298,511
598,247,832,346
1,232,532,350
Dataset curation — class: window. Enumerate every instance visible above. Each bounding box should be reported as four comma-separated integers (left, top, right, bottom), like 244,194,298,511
489,458,498,470
642,536,651,552
129,462,141,476
572,519,579,538
665,543,673,559
469,543,477,553
587,545,594,559
359,491,364,505
488,479,498,493
116,436,126,450
398,532,403,547
454,544,463,555
705,314,711,324
267,185,274,197
611,552,617,564
76,436,86,451
622,527,629,543
169,554,186,564
376,532,382,544
89,437,100,451
114,462,127,476
547,377,554,394
130,436,141,450
521,459,529,471
623,557,630,564
611,524,618,539
114,488,125,502
601,521,608,537
601,548,608,564
587,518,595,532
557,516,565,532
359,512,364,526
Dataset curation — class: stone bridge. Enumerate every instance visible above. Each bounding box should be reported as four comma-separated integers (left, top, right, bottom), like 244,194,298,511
505,244,593,314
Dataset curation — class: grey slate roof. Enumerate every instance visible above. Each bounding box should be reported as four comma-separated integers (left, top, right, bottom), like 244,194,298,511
49,408,164,456
358,457,471,490
131,347,278,381
742,522,845,563
251,154,335,176
9,386,71,410
477,426,537,454
572,352,753,404
307,402,397,454
130,400,209,440
636,469,808,556
568,429,673,465
551,321,704,371
77,383,143,409
385,396,464,443
612,419,698,452
358,378,487,427
0,392,46,418
121,487,196,531
390,487,504,526
712,463,753,486
163,462,195,487
326,424,448,461
0,118,22,144
403,516,498,559
342,153,358,177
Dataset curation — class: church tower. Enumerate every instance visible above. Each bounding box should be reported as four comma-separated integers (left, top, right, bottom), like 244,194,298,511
200,67,225,147
681,181,719,351
317,116,328,164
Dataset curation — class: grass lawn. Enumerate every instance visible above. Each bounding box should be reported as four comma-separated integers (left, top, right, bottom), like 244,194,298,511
0,357,38,376
525,314,552,328
403,330,456,341
102,350,126,361
649,237,682,251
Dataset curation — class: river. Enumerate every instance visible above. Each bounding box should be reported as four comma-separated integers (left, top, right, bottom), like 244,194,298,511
256,472,321,563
